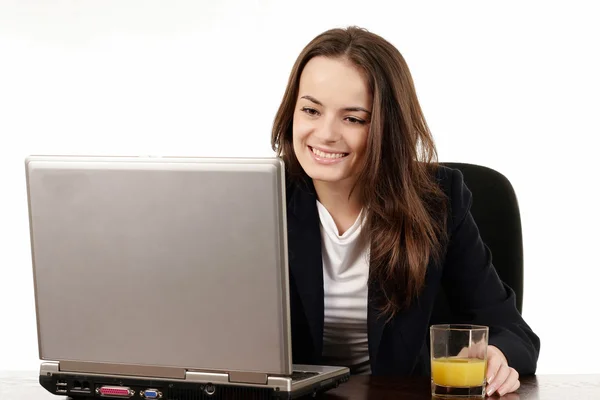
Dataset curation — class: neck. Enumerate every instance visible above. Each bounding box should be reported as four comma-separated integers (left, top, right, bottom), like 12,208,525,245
313,179,363,236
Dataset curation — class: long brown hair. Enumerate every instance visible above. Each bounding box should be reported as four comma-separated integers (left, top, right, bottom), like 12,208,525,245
271,26,449,319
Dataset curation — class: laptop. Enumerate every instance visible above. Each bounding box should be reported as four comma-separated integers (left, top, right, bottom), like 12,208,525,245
25,155,350,399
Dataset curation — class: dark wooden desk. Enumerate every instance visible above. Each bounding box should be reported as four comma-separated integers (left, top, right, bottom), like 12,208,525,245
324,374,600,399
2,371,600,400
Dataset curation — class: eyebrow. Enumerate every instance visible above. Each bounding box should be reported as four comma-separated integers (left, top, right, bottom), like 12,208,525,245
301,95,371,115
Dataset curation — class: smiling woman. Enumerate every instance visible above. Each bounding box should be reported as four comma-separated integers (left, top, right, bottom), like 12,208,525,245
271,25,449,316
270,26,539,397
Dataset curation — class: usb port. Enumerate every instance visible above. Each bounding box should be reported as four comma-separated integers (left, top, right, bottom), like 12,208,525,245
56,380,67,387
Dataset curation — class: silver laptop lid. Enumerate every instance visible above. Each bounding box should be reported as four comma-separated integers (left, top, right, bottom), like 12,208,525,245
26,155,292,376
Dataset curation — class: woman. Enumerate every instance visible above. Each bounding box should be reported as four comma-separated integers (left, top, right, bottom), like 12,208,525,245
271,26,539,397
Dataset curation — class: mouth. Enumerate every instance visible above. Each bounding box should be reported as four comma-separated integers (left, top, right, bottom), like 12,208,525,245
307,146,349,165
308,146,349,159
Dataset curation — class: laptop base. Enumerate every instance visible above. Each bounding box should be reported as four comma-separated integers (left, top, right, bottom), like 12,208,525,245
39,363,350,400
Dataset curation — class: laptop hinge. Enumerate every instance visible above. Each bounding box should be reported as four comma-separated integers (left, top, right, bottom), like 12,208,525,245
59,361,186,380
228,371,268,385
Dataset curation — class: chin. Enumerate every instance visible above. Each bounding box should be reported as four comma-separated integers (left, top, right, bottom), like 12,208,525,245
301,164,348,183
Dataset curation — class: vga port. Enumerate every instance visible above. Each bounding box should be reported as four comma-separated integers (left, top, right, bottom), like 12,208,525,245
141,388,163,399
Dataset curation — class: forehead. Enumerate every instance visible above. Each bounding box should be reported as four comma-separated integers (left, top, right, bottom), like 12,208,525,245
298,56,371,107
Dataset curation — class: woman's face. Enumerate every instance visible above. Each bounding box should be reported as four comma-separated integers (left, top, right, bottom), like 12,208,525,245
292,56,372,186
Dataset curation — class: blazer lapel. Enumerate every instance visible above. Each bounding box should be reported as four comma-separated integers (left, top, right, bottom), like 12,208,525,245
287,178,325,360
367,289,421,375
367,283,387,371
369,265,440,375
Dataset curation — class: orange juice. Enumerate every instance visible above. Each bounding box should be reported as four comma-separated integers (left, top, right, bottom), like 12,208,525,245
431,357,486,387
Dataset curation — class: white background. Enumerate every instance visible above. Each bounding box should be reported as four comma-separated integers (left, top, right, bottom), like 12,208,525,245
1,0,598,374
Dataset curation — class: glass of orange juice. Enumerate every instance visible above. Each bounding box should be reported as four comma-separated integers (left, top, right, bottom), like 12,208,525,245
430,324,489,398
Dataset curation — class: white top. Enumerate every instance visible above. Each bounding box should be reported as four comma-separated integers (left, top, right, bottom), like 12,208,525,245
317,200,371,375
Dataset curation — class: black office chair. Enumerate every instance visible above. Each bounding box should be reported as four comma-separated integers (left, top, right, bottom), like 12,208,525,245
432,162,524,321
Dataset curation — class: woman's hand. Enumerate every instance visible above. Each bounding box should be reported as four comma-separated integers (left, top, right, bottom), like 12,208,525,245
486,345,520,397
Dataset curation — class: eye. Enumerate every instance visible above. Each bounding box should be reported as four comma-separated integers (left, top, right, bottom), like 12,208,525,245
346,116,366,125
301,107,320,116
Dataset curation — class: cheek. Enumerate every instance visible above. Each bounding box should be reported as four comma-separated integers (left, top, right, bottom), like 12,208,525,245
348,128,369,156
292,118,311,144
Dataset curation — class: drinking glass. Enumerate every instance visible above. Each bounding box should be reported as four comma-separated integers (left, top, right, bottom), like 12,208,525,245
430,324,489,398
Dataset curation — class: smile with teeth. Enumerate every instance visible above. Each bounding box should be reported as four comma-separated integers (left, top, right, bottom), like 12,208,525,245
310,146,349,159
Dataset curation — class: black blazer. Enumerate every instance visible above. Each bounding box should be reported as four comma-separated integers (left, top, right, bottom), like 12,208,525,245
285,165,540,376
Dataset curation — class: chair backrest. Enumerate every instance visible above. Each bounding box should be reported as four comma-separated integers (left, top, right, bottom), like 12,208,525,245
432,162,524,321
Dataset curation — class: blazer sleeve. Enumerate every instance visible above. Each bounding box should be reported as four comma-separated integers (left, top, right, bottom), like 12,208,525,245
441,168,540,375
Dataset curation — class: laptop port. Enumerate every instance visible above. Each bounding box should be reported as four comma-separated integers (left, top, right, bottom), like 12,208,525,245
141,388,162,399
96,386,135,398
204,384,216,396
56,388,67,394
70,380,92,394
56,379,67,387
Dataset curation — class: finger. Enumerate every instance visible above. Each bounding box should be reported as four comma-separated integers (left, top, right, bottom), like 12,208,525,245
497,368,519,396
508,377,521,394
456,347,469,358
486,354,503,384
487,363,510,396
473,340,487,358
457,342,487,359
511,379,521,392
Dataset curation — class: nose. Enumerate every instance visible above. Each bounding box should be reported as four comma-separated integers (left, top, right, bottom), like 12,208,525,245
313,116,342,143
